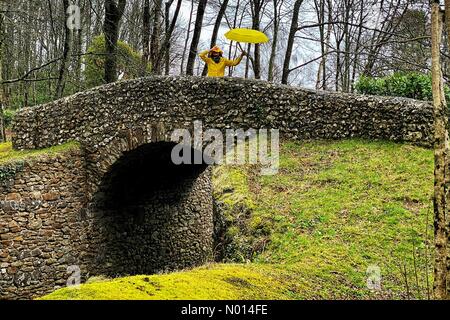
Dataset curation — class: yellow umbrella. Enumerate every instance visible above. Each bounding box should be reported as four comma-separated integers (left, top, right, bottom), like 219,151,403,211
225,28,269,44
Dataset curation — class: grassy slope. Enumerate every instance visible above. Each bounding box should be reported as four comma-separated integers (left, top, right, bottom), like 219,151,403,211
41,139,434,300
0,141,80,164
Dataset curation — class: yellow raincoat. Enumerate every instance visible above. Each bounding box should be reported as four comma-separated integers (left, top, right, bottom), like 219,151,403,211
199,47,243,77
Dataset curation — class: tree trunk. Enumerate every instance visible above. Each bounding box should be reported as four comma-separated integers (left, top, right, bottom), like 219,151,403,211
75,27,83,91
431,0,449,300
142,0,151,76
186,0,208,76
164,1,171,75
314,0,325,89
281,0,303,84
351,0,364,92
228,0,241,77
104,0,126,83
267,0,279,82
342,3,351,93
251,0,262,79
150,0,163,74
244,43,251,79
442,0,450,299
315,0,332,90
180,0,194,74
0,7,6,142
23,0,31,107
335,26,344,91
154,0,182,74
70,0,83,92
202,0,229,76
55,0,73,99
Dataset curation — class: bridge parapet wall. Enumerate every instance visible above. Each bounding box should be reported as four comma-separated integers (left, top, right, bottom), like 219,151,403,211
12,76,434,150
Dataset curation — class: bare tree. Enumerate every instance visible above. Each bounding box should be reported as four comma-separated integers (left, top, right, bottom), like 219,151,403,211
281,0,303,84
155,0,183,74
362,0,409,77
186,0,208,75
431,0,449,300
249,0,264,79
104,0,126,83
55,0,73,99
164,0,172,75
268,0,283,82
142,0,151,76
224,0,243,77
0,5,6,142
314,0,332,89
180,0,194,74
202,0,230,76
150,0,163,74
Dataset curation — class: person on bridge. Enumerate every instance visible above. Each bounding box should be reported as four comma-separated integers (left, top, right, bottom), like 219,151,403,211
199,46,247,77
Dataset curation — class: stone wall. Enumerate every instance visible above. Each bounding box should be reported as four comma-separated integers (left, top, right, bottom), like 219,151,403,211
0,149,86,299
85,142,213,277
12,76,434,151
0,144,213,300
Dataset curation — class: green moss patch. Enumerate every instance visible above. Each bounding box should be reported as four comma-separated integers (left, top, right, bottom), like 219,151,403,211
40,264,296,300
0,141,80,165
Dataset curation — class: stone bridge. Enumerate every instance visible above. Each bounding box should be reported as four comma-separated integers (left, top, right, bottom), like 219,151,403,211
0,76,434,299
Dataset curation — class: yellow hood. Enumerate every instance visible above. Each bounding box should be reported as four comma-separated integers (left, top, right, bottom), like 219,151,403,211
210,46,223,54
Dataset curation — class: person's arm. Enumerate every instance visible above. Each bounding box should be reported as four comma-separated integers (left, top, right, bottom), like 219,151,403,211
199,50,212,63
225,51,247,67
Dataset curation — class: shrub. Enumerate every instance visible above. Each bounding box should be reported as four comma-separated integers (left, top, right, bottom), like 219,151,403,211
84,35,150,89
3,109,16,128
354,72,450,104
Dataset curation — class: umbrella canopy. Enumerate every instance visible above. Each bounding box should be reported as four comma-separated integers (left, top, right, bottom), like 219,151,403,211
224,28,269,44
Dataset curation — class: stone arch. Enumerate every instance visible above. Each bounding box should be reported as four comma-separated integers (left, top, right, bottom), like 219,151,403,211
82,123,171,201
79,127,214,277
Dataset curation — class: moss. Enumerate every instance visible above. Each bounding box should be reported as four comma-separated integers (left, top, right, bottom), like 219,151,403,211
213,164,270,262
0,141,80,165
213,166,255,211
253,139,433,299
39,264,295,300
41,139,434,300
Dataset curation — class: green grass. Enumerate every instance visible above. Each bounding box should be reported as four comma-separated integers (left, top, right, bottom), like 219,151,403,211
0,141,80,164
40,264,299,300
41,139,434,300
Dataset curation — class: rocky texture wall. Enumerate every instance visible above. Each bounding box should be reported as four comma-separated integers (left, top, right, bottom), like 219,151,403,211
0,149,86,299
85,142,213,277
12,76,434,151
87,167,213,277
0,145,213,300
